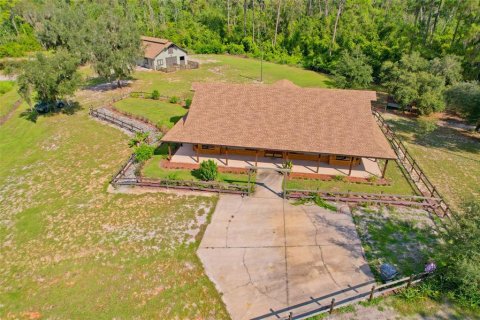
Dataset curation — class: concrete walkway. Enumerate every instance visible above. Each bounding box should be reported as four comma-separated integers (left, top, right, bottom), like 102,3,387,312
198,170,374,320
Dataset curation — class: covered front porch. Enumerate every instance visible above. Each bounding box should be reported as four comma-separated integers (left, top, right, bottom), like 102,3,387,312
168,143,385,179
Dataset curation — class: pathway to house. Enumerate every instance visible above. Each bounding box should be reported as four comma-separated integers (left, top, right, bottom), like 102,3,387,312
197,170,375,320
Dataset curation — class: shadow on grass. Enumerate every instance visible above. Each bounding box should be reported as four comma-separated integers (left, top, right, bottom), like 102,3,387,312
20,102,83,123
386,117,480,155
170,115,183,124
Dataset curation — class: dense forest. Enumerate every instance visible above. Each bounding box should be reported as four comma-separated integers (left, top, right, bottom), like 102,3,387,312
1,0,479,78
0,0,479,126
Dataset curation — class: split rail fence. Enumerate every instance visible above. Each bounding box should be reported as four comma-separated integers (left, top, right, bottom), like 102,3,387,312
252,272,430,320
110,154,250,195
372,110,451,218
89,108,145,133
286,189,441,210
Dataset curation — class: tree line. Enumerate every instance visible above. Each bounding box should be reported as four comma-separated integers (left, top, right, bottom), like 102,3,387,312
1,0,479,128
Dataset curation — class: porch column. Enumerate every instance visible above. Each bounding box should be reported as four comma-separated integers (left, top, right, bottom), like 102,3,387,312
348,157,354,176
225,147,228,166
316,154,321,173
285,152,289,161
196,144,200,163
168,143,172,160
255,150,259,167
381,159,389,178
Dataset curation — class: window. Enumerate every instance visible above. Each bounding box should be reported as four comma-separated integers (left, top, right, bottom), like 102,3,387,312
168,47,173,54
180,56,185,61
201,145,215,150
335,156,351,161
158,59,163,65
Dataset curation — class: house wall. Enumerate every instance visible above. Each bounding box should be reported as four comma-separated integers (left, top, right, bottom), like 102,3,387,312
153,45,188,70
191,144,361,167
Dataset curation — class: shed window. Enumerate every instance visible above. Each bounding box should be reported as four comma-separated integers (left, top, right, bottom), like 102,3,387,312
201,145,215,150
168,47,173,54
158,59,163,65
335,156,351,161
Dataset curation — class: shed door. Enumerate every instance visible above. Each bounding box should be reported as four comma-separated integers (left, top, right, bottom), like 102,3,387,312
165,56,177,67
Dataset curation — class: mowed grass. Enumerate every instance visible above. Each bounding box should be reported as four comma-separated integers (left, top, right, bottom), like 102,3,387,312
0,104,228,318
383,113,480,211
124,54,334,99
286,160,417,195
113,98,187,128
0,82,19,118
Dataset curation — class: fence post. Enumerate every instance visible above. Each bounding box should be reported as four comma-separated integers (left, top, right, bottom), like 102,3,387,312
369,285,376,301
329,298,336,314
288,312,293,320
407,274,414,289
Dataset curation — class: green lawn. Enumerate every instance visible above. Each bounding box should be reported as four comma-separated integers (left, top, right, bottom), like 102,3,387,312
113,98,187,128
286,160,417,195
0,104,228,318
127,54,333,99
0,82,20,118
383,113,480,211
143,155,254,186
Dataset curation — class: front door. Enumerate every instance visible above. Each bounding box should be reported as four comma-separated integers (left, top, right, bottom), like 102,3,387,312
165,56,177,68
179,56,185,65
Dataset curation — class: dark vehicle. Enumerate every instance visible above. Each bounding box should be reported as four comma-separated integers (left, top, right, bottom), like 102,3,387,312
34,100,66,113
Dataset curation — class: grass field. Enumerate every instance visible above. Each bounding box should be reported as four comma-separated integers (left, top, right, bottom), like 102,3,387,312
0,55,333,318
0,82,19,118
0,104,228,318
286,160,417,195
383,113,480,211
113,98,187,128
81,54,334,101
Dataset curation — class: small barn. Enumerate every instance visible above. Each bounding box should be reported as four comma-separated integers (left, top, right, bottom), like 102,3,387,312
139,36,196,71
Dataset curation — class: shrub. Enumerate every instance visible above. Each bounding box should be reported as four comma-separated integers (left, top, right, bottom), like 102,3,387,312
434,200,480,307
226,43,245,55
128,132,149,147
333,175,346,182
130,92,140,98
282,160,293,170
134,143,155,162
417,118,438,136
367,175,378,183
197,160,218,181
185,98,192,108
169,96,180,104
151,89,160,100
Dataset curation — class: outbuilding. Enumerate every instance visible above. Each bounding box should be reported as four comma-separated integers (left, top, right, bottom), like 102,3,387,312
139,36,194,71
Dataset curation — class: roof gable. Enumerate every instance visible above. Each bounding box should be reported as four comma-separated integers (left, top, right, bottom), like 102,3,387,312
141,36,186,59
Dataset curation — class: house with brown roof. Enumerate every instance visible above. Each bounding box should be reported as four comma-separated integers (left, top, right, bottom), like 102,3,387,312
161,80,397,178
139,36,189,71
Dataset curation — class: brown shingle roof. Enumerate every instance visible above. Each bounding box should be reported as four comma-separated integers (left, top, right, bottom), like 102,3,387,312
162,80,396,159
141,36,172,59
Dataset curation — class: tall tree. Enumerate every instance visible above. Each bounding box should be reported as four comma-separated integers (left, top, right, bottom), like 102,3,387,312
90,3,141,87
445,82,480,131
17,50,80,107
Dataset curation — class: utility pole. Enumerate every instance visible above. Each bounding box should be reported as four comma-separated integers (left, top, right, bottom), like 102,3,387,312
260,45,263,82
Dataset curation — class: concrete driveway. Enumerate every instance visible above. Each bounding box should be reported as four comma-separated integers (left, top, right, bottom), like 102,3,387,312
197,170,374,320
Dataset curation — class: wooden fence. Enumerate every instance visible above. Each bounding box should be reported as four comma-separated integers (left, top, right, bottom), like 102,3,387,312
113,176,250,195
372,110,451,218
89,108,146,133
286,189,441,210
252,272,430,320
110,153,251,195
